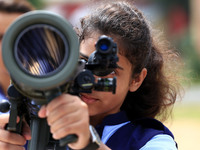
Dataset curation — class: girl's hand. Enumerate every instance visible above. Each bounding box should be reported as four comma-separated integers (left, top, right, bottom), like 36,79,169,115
0,114,31,150
38,94,91,149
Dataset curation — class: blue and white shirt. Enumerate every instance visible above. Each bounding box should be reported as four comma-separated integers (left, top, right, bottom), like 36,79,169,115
95,111,177,150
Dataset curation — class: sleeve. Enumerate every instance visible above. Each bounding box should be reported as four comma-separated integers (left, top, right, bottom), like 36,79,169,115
139,134,178,150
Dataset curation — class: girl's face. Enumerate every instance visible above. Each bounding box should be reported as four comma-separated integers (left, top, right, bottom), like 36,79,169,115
79,34,139,120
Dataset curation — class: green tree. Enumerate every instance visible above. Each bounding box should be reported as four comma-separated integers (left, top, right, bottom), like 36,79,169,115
27,0,44,9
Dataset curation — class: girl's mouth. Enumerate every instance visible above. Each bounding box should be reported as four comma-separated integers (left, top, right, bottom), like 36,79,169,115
80,94,99,104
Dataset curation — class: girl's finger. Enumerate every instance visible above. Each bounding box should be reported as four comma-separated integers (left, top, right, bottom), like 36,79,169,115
22,121,31,140
0,141,25,150
0,128,26,145
46,94,76,113
52,122,79,140
46,102,79,126
0,114,20,128
38,105,47,118
50,111,80,133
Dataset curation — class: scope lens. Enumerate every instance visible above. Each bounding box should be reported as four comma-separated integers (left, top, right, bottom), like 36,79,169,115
100,44,109,51
97,39,110,52
14,24,69,77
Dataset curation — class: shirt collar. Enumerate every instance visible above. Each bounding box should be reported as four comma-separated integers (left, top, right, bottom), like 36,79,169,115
97,111,129,127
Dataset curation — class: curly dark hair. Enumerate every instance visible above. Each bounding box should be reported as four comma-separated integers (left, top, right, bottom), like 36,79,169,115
79,0,181,121
0,0,34,13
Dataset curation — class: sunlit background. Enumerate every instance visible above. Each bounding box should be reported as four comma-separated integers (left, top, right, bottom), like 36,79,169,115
26,0,200,149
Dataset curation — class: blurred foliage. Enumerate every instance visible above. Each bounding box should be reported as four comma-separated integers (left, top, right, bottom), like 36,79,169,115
27,0,44,9
156,0,200,84
153,0,189,12
178,32,200,84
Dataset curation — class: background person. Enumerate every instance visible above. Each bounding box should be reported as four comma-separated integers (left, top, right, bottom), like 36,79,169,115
0,0,34,100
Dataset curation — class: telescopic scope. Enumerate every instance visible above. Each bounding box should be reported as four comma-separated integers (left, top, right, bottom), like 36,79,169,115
2,10,79,103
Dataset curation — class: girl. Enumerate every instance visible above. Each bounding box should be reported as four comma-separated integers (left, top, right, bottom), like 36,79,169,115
0,0,181,149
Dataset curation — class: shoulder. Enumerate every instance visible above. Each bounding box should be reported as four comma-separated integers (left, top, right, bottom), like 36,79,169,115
106,117,177,150
140,134,177,150
132,118,175,138
131,118,177,149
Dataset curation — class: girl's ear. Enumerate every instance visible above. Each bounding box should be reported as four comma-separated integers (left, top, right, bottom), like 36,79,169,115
129,68,147,92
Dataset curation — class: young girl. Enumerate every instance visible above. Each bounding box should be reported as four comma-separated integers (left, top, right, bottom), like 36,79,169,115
0,0,181,149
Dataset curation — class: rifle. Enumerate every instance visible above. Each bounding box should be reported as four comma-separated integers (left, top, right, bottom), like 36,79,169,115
0,10,118,150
